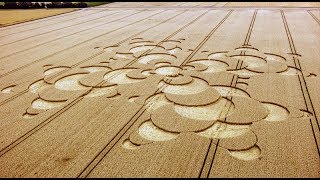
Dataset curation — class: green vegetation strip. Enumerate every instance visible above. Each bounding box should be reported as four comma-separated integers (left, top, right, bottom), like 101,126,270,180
86,2,112,7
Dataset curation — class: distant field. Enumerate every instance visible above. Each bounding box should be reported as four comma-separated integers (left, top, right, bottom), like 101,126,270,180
0,2,112,27
0,8,78,27
0,2,111,7
0,2,319,178
225,2,320,7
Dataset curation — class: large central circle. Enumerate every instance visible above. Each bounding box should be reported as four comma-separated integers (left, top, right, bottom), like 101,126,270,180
155,66,181,77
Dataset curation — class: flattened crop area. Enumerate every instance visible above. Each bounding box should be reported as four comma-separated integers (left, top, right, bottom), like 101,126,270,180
0,2,319,178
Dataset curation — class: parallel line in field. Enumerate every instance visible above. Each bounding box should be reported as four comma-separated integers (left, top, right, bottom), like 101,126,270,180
223,2,230,7
0,9,107,37
204,77,238,178
281,10,320,156
0,10,151,79
243,9,257,45
282,10,319,129
0,10,141,60
0,10,121,47
78,10,234,178
280,10,297,54
47,9,188,84
0,9,178,107
78,9,214,177
125,10,212,67
199,10,256,177
199,73,238,178
0,9,191,156
0,96,83,157
122,5,229,67
307,10,320,26
181,10,233,65
199,138,214,178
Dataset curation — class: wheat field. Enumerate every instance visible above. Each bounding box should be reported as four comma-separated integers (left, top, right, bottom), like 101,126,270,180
0,2,319,178
0,8,77,27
